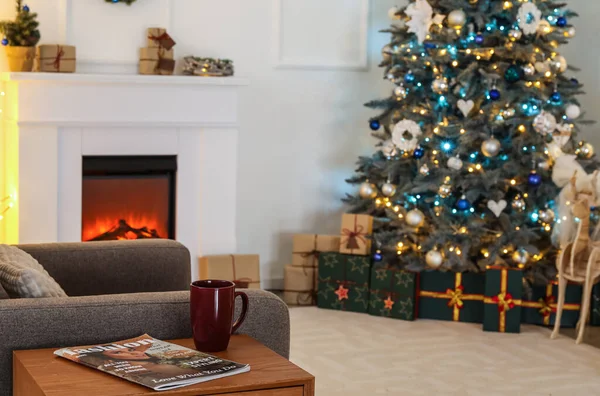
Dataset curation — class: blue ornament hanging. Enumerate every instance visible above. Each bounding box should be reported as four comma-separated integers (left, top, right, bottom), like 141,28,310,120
475,34,484,45
413,147,425,159
505,65,524,83
456,196,470,211
373,252,383,262
489,89,501,101
528,171,542,187
369,120,381,131
557,17,567,27
1,38,8,46
22,4,30,12
571,78,579,85
424,43,437,49
550,92,562,103
404,73,415,84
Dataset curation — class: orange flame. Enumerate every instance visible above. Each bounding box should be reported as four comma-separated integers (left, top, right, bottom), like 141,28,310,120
82,212,168,242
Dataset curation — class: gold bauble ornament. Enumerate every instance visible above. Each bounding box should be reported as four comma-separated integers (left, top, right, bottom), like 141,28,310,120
425,250,444,269
512,196,526,212
438,183,452,198
431,76,449,94
381,183,397,197
448,9,467,28
394,85,408,99
406,209,425,227
539,209,555,223
359,182,377,199
579,142,595,159
481,137,501,157
512,249,530,265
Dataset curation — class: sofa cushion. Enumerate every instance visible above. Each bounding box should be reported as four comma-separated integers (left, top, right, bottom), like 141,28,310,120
0,283,8,299
0,245,67,298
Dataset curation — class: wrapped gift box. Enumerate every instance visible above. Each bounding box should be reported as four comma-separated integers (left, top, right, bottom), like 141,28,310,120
522,282,582,327
591,284,600,326
292,234,340,267
418,271,485,323
369,264,418,320
483,267,523,333
198,254,260,289
146,27,176,50
339,214,373,256
283,265,317,306
317,252,370,313
35,45,76,73
139,47,175,75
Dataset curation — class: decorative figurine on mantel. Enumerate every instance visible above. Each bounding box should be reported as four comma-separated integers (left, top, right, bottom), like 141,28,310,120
182,56,234,77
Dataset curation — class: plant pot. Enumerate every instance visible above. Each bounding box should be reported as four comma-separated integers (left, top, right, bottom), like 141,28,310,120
4,46,35,72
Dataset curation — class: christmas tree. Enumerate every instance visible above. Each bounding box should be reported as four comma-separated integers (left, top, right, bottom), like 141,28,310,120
345,0,596,283
0,0,40,47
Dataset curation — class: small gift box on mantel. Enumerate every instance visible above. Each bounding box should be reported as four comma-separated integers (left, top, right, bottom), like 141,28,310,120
146,27,176,50
35,45,76,73
292,234,340,268
339,214,373,256
139,47,175,75
198,254,260,289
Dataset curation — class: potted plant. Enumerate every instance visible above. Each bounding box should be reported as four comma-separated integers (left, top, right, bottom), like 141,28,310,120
0,0,40,72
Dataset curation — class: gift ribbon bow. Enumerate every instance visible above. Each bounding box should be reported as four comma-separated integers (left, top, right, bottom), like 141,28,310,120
492,292,515,312
147,32,174,49
483,268,522,332
341,215,367,253
46,45,65,71
539,296,555,318
521,283,580,325
418,273,484,321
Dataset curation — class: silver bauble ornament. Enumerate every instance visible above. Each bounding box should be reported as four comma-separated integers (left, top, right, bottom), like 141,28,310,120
394,85,408,98
406,209,425,227
579,142,595,159
567,27,576,38
359,182,377,199
512,196,526,212
565,104,581,120
539,209,555,223
388,6,400,20
533,111,557,135
438,183,452,198
420,164,430,176
425,250,444,269
512,249,530,265
538,160,551,171
508,29,522,41
535,61,550,74
382,44,393,62
481,137,501,157
522,63,535,76
552,55,567,73
386,73,396,82
431,76,449,94
447,156,463,170
381,183,397,197
448,9,467,28
381,140,398,157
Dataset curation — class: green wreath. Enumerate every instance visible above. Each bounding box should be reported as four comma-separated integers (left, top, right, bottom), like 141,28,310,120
105,0,137,5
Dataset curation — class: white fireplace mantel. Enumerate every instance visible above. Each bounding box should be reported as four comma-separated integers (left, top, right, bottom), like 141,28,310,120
0,72,248,280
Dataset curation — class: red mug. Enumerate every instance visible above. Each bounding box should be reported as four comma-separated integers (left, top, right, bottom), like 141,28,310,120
190,280,249,352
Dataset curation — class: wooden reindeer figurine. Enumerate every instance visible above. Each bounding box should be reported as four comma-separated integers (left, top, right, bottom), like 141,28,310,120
552,172,600,344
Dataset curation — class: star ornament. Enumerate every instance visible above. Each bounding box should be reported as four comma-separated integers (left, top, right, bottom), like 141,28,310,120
384,296,395,310
335,285,349,301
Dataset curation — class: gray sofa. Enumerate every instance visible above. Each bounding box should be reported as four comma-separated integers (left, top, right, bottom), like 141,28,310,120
0,240,290,396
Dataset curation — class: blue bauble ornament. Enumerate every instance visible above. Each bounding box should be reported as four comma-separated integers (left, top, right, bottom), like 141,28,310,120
505,65,524,83
551,92,562,103
571,78,579,85
413,147,425,159
373,252,383,262
475,34,484,45
369,120,380,131
22,4,29,12
404,73,415,83
457,197,470,211
557,17,567,27
528,171,542,187
489,89,501,101
424,43,437,49
1,38,8,46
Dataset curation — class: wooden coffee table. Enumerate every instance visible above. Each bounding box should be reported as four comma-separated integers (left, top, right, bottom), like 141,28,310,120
13,335,314,396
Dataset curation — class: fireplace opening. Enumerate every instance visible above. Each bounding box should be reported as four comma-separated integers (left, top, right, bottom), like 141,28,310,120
82,156,177,242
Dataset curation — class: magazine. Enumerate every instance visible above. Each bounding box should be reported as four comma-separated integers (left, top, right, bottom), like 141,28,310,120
54,334,250,391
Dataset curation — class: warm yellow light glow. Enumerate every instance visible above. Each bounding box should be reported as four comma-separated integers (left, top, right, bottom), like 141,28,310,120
545,71,552,78
385,201,392,207
393,206,400,212
434,127,440,134
475,164,482,170
503,1,513,9
460,129,466,134
452,61,459,67
466,49,472,55
432,150,438,155
518,125,526,133
545,225,551,231
468,167,474,173
510,179,517,185
375,198,382,205
420,109,426,115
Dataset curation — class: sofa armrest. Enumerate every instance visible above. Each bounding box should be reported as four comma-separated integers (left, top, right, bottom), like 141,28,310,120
16,240,191,296
0,289,289,396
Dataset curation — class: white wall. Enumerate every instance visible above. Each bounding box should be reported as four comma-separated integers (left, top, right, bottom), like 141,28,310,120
0,0,596,288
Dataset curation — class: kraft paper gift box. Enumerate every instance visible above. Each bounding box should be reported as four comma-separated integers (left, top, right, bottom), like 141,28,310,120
483,267,523,334
317,252,370,313
35,45,76,73
292,234,340,267
369,264,419,320
146,27,177,50
418,271,485,323
339,214,373,256
523,282,581,327
198,254,260,289
283,265,318,306
139,47,175,75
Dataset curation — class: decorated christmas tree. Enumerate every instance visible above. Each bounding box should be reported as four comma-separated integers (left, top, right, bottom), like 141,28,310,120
345,0,596,283
0,0,40,47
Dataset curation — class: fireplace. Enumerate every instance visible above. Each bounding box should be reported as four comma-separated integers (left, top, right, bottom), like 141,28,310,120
81,156,177,242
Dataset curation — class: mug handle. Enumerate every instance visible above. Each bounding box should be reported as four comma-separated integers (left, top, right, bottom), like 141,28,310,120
232,291,249,333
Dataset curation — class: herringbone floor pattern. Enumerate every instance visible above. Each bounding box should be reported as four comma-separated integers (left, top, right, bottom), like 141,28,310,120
289,307,600,396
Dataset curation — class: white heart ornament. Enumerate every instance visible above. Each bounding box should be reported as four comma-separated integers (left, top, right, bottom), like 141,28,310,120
457,99,475,117
487,200,507,218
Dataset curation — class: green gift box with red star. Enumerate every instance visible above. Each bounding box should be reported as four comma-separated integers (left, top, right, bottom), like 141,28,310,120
483,267,523,334
317,252,370,313
368,265,418,320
